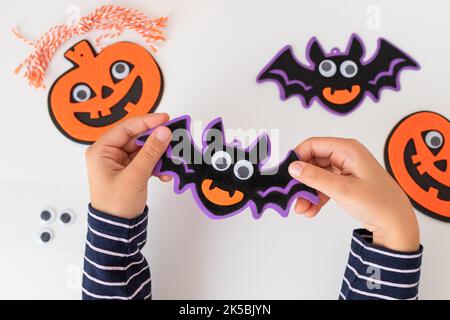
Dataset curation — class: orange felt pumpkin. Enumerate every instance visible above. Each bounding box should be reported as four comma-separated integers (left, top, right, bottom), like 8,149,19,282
385,111,450,221
48,40,163,144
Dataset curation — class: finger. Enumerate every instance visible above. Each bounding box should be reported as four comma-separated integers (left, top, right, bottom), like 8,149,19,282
294,198,311,214
295,137,363,172
158,175,172,182
313,157,332,168
123,136,140,153
299,190,329,215
315,163,342,175
125,126,172,180
96,113,169,149
304,205,321,218
123,117,170,153
288,161,347,200
318,192,330,206
128,150,139,161
295,189,329,214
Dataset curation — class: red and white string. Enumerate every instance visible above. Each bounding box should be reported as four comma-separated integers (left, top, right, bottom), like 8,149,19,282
13,5,167,88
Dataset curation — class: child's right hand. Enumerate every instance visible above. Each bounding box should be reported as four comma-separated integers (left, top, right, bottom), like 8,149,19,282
85,113,172,219
288,137,420,252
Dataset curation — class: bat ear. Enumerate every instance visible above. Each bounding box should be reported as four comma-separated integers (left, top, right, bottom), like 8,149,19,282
202,118,225,150
308,38,326,64
166,116,188,132
248,133,270,165
348,35,364,60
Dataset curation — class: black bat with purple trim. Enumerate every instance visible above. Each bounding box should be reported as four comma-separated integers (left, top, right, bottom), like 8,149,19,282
136,115,319,219
257,34,420,115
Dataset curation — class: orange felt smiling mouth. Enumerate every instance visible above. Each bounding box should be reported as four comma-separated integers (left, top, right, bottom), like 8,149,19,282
322,85,361,105
201,179,244,206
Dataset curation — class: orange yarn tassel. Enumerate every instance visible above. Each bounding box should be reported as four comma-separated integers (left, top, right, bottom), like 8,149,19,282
13,5,167,89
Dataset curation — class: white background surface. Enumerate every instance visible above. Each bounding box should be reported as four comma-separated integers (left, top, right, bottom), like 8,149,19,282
0,0,449,299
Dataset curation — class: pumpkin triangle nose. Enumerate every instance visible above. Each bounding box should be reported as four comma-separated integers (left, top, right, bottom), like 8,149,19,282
102,86,113,99
434,159,447,172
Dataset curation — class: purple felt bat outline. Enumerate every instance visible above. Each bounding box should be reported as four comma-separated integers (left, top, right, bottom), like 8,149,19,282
256,33,420,116
136,115,319,220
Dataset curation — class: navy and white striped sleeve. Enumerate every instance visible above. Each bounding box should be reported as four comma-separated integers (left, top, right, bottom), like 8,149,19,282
82,204,151,300
340,229,423,300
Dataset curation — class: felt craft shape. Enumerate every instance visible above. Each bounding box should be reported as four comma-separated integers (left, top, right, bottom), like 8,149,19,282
13,5,167,144
136,115,319,219
257,34,419,115
385,111,450,222
48,40,163,144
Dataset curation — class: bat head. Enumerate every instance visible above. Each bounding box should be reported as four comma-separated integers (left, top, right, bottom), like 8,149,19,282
193,118,271,216
307,35,367,113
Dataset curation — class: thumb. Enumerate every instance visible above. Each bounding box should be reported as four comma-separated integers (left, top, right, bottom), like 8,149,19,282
126,126,172,180
288,161,346,200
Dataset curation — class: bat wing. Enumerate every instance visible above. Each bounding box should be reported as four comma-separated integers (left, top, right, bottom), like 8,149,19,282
364,39,419,100
257,46,317,106
254,150,319,215
136,115,200,190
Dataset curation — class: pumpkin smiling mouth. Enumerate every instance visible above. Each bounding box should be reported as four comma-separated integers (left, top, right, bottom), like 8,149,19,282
322,85,361,105
201,179,244,206
404,140,450,201
74,76,143,127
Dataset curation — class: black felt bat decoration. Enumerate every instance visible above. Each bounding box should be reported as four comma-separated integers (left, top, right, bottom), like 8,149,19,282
257,34,420,115
136,115,319,219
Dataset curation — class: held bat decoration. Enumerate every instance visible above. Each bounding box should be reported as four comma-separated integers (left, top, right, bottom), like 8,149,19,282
136,115,319,219
257,34,420,115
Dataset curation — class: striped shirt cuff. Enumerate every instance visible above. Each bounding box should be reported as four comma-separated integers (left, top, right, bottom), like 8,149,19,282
87,204,149,241
340,229,423,300
82,205,151,300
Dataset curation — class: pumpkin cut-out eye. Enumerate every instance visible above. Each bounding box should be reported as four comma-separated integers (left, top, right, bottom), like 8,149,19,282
424,130,444,153
111,61,133,83
71,83,95,103
211,151,232,171
318,60,337,77
234,160,254,180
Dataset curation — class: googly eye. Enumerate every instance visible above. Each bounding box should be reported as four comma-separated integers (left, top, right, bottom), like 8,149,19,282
340,60,358,78
233,160,254,180
39,208,56,223
425,131,444,149
318,60,337,77
211,151,232,171
59,210,75,225
111,61,131,81
37,228,54,244
72,84,93,102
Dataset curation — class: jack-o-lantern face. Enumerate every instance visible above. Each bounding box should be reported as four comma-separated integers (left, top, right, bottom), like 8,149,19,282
48,40,163,144
385,111,450,221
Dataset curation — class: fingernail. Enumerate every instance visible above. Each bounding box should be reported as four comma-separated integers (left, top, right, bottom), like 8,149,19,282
289,161,303,177
154,126,171,142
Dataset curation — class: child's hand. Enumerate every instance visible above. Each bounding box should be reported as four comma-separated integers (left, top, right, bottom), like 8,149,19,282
86,113,172,219
288,137,420,252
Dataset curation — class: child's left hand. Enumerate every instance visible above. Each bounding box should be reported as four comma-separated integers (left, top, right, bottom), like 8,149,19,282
85,113,172,219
